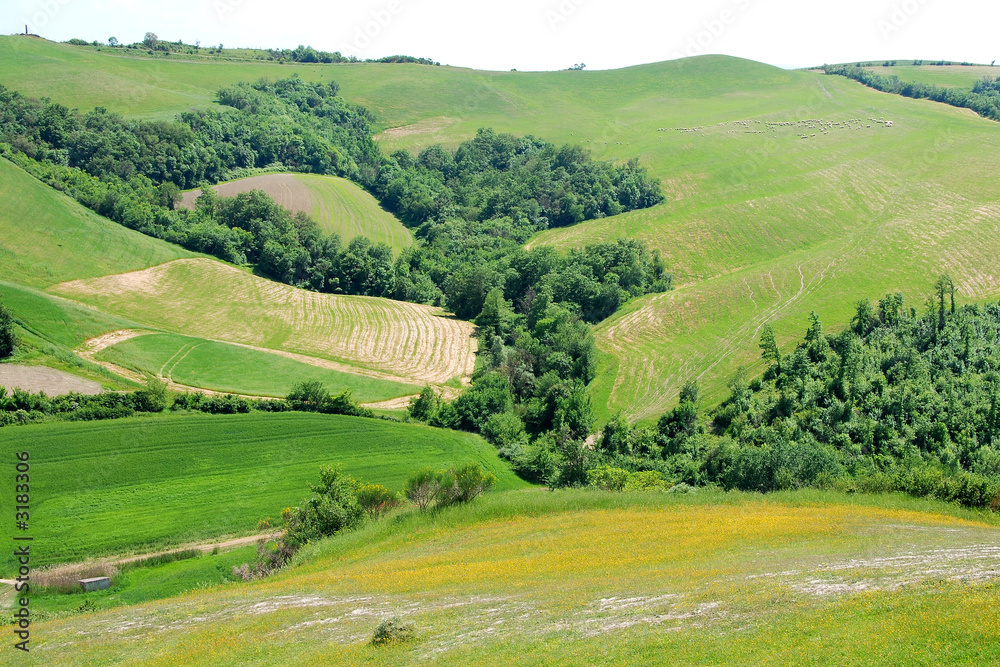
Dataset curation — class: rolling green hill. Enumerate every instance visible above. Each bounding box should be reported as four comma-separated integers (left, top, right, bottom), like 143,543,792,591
21,489,1000,665
0,412,525,571
0,157,194,288
179,173,413,253
5,37,1000,422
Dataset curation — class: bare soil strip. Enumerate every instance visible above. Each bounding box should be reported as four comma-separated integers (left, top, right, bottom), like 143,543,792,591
0,364,102,396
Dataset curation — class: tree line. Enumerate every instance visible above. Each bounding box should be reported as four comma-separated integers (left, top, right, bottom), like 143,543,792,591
823,65,1000,122
564,280,1000,510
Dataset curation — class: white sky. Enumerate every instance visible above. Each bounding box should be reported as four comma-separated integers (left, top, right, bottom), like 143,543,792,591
5,0,999,71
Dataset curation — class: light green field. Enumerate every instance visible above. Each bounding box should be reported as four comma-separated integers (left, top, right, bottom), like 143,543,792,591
860,63,999,88
0,412,525,572
0,158,193,288
52,258,476,387
7,38,1000,421
22,489,1000,665
180,173,413,253
97,332,418,401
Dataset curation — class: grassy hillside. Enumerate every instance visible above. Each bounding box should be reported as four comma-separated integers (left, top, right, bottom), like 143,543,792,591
96,332,418,401
23,490,1000,664
52,258,476,387
859,63,998,88
0,412,525,571
0,158,194,288
7,38,1000,421
180,173,413,254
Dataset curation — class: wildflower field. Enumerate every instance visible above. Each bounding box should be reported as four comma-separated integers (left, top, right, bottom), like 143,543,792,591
23,489,1000,665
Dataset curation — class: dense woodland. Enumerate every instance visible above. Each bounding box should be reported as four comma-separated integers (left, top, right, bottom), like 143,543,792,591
824,64,1000,122
577,283,1000,508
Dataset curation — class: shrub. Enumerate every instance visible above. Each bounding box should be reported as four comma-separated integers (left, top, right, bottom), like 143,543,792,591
133,378,168,412
282,466,364,551
436,463,497,507
356,484,401,520
586,465,667,491
370,617,415,646
404,467,440,510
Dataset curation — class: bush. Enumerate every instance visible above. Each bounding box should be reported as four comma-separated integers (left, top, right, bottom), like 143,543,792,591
133,378,168,412
587,465,667,491
282,466,364,551
404,467,440,510
370,617,415,646
435,463,497,507
356,484,401,519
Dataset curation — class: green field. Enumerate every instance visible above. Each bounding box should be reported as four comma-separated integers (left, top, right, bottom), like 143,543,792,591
860,63,999,88
22,489,1000,664
0,158,194,288
0,413,525,572
52,258,476,387
181,173,413,253
7,37,1000,420
97,332,419,401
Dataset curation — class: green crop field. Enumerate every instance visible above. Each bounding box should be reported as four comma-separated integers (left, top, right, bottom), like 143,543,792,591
180,173,413,254
52,258,477,387
0,412,525,572
7,38,1000,420
0,158,193,289
96,332,418,401
21,489,1000,665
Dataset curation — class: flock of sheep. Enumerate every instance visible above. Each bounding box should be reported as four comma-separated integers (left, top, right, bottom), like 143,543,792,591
656,116,895,140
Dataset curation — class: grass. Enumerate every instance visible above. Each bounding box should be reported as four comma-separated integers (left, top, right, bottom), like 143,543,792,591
51,258,476,387
181,173,413,254
0,412,525,573
8,39,1000,421
859,62,999,89
28,546,256,617
0,157,193,288
21,489,1000,664
96,332,419,401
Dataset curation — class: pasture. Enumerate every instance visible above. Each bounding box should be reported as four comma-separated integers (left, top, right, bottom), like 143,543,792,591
23,489,1000,664
179,173,413,254
95,332,418,401
0,158,193,289
860,63,998,88
0,412,525,572
8,39,1000,419
51,258,476,386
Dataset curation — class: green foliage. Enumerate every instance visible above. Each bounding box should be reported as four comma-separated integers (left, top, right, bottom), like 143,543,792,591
287,381,375,418
824,65,1000,122
370,617,416,646
281,466,365,551
0,300,17,358
408,386,442,422
356,484,401,520
404,467,440,510
587,466,669,492
435,463,498,508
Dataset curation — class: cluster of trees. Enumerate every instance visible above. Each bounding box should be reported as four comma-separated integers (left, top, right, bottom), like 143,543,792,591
824,65,1000,122
0,380,376,428
576,281,1000,510
0,301,16,359
0,78,664,316
237,463,495,580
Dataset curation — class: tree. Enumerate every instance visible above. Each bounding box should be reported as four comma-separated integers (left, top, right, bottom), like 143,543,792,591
108,36,119,47
933,274,955,331
759,325,780,374
0,302,17,359
287,381,329,410
143,32,158,49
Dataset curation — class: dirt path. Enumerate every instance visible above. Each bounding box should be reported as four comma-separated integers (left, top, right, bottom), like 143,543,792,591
0,532,282,587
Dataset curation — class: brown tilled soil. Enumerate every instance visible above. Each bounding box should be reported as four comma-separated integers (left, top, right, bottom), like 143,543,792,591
0,364,102,396
179,175,314,214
